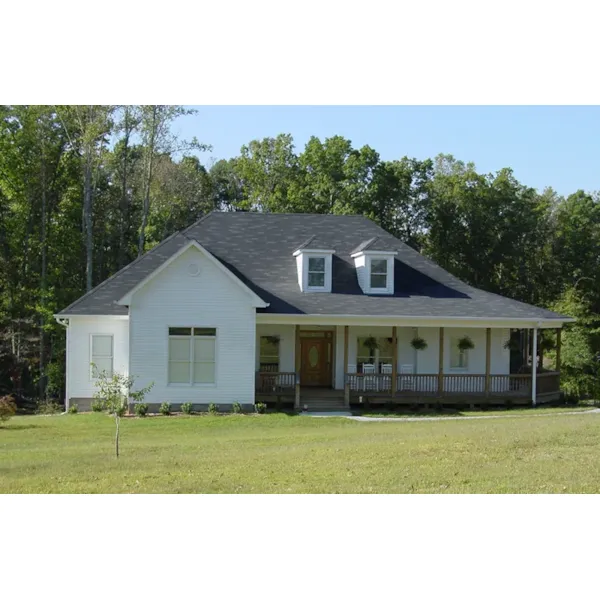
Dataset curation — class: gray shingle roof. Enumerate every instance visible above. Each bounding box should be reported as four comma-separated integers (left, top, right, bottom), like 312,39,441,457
57,211,570,321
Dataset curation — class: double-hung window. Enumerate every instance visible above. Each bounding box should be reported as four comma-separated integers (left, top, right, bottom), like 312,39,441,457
168,327,216,384
307,257,326,288
370,259,388,289
91,334,113,378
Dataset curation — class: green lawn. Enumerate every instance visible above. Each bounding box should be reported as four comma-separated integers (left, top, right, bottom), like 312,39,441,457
2,411,600,493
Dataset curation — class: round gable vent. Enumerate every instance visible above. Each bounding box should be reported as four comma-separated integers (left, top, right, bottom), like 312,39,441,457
187,263,201,277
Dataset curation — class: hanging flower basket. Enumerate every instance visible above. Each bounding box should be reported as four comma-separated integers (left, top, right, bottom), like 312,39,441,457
363,336,379,353
539,337,555,352
410,336,428,351
457,336,474,351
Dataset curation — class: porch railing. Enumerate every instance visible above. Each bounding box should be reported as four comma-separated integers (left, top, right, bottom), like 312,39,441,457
255,371,296,394
344,371,560,398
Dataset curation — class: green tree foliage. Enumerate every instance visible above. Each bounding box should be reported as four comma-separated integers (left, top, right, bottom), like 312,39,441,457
0,115,597,404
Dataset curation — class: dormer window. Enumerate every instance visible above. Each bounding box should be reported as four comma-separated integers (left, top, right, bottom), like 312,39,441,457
308,257,326,288
370,259,388,289
293,237,334,293
351,238,397,295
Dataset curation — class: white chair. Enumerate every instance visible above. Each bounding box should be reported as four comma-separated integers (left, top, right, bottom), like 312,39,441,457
400,364,414,391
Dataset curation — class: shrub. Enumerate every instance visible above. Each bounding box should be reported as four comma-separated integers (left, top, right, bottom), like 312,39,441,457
134,403,149,417
0,396,17,423
36,400,62,415
255,402,267,414
159,402,171,416
68,404,79,414
91,399,105,412
181,402,193,415
232,401,242,414
208,402,219,415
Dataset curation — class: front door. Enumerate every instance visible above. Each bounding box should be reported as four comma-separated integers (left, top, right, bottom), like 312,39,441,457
300,337,331,387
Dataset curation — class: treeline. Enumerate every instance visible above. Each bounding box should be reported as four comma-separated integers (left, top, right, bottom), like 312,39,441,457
1,106,599,405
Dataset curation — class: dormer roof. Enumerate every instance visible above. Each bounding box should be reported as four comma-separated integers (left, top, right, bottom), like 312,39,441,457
350,236,393,255
293,235,335,254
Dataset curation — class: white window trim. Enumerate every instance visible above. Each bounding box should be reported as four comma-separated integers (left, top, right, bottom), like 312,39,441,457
89,333,114,381
307,255,328,290
367,256,393,294
369,257,389,290
167,326,218,387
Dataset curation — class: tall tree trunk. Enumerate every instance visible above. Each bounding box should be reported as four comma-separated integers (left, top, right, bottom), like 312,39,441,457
39,143,47,400
138,106,158,257
118,114,131,269
84,151,93,291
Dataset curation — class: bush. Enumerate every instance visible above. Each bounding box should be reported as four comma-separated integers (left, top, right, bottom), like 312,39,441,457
159,402,171,416
91,399,105,412
232,401,242,414
36,400,62,415
68,404,78,414
134,403,149,417
181,402,193,415
0,396,17,423
208,402,219,415
255,402,267,414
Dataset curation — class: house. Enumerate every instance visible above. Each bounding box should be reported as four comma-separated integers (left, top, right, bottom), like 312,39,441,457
54,212,573,412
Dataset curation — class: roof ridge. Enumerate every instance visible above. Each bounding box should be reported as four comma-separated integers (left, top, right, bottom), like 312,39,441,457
57,230,183,315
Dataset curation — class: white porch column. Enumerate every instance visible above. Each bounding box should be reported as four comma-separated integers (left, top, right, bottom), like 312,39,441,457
531,327,538,407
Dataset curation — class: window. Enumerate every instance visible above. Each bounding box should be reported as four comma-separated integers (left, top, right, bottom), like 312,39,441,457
259,336,280,372
370,259,388,289
357,337,394,373
168,327,216,384
307,256,326,288
450,338,469,369
91,334,113,378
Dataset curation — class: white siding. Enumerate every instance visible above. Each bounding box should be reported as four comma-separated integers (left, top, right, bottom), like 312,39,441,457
66,316,129,405
129,246,257,406
353,255,367,293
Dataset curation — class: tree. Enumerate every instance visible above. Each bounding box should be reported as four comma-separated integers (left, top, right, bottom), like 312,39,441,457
137,106,209,255
56,105,114,291
551,286,600,400
235,134,303,212
93,371,154,458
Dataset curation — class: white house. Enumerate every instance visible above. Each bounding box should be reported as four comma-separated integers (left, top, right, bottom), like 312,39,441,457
55,212,573,412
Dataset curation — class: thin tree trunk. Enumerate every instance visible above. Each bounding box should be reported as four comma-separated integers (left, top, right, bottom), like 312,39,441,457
118,109,131,269
39,140,47,400
115,416,120,458
84,151,93,291
138,106,158,257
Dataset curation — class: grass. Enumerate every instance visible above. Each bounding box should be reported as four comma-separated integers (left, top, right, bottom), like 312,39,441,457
352,405,595,418
2,411,600,493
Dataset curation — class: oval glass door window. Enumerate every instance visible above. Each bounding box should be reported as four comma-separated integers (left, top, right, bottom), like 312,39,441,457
308,345,319,367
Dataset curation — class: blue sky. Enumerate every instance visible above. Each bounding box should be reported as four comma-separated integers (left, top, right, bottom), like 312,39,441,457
177,106,600,196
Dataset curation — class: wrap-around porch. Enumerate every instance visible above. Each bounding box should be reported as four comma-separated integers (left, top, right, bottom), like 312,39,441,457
255,324,562,409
